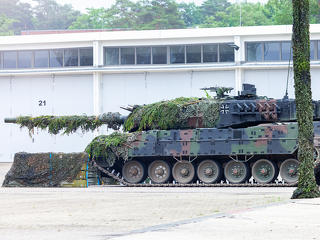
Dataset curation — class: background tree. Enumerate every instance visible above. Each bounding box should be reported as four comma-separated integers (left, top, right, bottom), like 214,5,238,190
263,0,292,25
200,0,230,23
69,8,110,30
0,0,33,33
33,0,80,30
200,2,270,28
178,2,202,27
291,0,320,199
0,15,16,36
136,0,185,30
102,0,140,29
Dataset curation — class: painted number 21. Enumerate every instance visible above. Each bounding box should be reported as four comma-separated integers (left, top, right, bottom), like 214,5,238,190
38,100,47,106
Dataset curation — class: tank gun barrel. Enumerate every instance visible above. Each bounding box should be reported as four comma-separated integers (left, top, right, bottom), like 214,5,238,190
3,113,128,135
4,114,128,124
4,118,17,123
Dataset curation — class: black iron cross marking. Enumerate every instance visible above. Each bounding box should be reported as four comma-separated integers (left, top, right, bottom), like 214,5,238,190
220,104,229,114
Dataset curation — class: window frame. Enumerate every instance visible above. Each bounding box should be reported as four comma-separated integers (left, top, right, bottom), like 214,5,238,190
104,43,235,66
0,47,93,70
246,40,319,62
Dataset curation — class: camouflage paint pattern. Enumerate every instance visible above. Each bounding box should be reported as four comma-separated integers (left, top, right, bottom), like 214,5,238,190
128,121,320,158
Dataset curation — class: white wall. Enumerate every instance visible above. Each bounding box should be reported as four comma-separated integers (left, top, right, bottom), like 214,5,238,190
101,70,235,114
244,69,295,99
0,74,94,162
244,68,320,100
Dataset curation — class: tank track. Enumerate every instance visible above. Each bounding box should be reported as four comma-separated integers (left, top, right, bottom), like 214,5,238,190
93,160,297,187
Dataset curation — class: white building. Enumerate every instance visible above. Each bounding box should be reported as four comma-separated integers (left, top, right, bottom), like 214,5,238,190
1,25,320,162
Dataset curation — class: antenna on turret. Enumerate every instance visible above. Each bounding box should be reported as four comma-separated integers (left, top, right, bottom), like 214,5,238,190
284,38,293,100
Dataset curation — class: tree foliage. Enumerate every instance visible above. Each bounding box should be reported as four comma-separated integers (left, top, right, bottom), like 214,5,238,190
32,0,80,30
70,0,185,30
0,0,33,34
3,0,320,35
0,14,16,36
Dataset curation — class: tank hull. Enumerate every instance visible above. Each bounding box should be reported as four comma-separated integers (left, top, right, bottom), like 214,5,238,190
129,122,320,158
107,121,320,185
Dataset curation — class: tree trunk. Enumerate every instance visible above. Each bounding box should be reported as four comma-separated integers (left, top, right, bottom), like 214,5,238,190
291,0,320,199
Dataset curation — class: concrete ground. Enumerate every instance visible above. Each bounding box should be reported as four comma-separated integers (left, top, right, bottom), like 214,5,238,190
0,162,320,240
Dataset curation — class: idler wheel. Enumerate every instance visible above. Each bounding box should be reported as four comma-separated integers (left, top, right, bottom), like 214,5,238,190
280,158,299,184
224,161,250,184
197,160,222,184
172,161,195,184
148,160,171,184
252,159,278,184
122,160,146,184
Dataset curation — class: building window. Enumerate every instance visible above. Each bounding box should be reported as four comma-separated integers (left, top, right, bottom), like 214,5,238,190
246,41,318,62
281,42,292,61
310,41,315,60
80,48,93,66
170,45,185,64
137,47,151,64
64,49,78,67
0,47,92,70
219,44,234,62
34,50,49,68
152,46,167,64
3,51,17,69
186,45,201,63
247,43,262,62
0,52,2,69
50,49,63,67
103,43,234,66
17,51,33,68
264,42,280,61
120,47,135,65
105,48,119,65
203,44,218,63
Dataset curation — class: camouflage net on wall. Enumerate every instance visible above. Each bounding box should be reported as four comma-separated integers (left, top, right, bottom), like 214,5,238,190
124,97,221,132
85,132,137,167
2,152,88,187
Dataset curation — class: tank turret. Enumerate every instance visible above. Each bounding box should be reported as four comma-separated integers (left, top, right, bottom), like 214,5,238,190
4,84,320,134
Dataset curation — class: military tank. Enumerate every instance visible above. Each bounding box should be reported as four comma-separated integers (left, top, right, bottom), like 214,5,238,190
5,84,320,186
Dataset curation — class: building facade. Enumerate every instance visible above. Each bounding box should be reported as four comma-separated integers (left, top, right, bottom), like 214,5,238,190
1,25,320,162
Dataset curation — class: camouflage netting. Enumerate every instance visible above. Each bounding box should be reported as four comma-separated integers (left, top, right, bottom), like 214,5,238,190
124,97,221,132
16,113,123,135
85,132,137,167
14,98,221,134
2,152,88,187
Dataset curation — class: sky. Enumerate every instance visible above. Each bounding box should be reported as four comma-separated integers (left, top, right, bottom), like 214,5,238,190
21,0,269,13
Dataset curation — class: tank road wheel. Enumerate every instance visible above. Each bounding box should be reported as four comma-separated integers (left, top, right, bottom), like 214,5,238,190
122,160,146,184
224,161,250,184
280,158,299,184
172,161,195,184
197,160,222,184
252,159,278,184
148,160,171,184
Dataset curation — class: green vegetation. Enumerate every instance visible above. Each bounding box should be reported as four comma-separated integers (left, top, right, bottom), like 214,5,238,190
291,0,320,199
14,97,221,134
16,115,104,135
124,97,220,132
3,0,320,35
0,14,16,36
85,132,136,167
